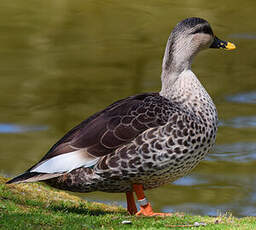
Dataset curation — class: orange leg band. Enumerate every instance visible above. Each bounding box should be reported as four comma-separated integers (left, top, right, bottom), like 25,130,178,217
132,184,172,217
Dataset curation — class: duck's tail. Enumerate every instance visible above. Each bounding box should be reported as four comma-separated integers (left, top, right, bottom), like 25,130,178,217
6,172,63,184
7,168,97,193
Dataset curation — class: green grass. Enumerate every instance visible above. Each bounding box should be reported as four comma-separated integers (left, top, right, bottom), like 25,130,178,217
0,175,255,230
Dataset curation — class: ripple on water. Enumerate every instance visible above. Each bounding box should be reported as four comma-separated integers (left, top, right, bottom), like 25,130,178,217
173,175,208,186
222,116,256,128
226,92,256,104
208,142,256,162
229,33,256,40
0,123,47,133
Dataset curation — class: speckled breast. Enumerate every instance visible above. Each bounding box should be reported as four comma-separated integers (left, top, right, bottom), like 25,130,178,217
91,111,217,192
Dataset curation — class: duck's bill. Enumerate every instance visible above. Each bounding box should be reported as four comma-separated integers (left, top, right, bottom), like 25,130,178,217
210,36,236,50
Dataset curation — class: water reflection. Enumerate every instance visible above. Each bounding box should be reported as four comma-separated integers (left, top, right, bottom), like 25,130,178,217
173,175,208,186
229,34,256,40
222,116,256,128
226,92,256,104
0,123,47,133
208,142,256,162
163,173,256,217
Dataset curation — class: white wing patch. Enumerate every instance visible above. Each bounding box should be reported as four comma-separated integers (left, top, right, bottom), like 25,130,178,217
30,149,99,174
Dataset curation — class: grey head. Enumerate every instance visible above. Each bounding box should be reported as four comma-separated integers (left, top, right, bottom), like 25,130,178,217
162,17,215,75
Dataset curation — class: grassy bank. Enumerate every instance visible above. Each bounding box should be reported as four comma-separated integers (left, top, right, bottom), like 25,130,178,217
0,175,255,229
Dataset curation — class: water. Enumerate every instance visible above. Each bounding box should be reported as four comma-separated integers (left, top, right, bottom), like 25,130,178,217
1,0,256,217
0,123,47,133
227,92,256,104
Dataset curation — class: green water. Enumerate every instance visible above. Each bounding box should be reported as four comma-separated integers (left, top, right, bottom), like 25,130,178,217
1,0,256,216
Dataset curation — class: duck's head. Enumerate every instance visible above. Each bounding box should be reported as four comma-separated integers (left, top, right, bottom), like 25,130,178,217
162,17,236,75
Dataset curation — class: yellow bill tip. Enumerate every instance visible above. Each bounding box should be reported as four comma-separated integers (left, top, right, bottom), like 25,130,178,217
210,36,236,50
225,42,236,50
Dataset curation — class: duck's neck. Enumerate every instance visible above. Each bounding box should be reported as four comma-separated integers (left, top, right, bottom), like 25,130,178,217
159,34,217,122
160,33,196,79
160,69,217,123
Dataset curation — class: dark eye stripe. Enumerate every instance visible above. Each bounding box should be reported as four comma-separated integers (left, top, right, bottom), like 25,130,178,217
191,26,213,35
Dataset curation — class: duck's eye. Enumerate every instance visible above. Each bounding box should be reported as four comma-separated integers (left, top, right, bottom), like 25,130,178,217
191,26,213,35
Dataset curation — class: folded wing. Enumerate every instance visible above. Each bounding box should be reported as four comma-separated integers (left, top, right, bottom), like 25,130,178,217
7,93,172,183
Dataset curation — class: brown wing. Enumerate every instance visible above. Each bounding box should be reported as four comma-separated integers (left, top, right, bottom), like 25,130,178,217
38,93,171,163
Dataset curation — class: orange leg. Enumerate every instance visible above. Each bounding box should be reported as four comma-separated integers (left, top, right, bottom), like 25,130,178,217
126,191,138,215
133,184,172,217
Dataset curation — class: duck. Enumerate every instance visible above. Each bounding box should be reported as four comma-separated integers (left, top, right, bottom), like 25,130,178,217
7,17,236,217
